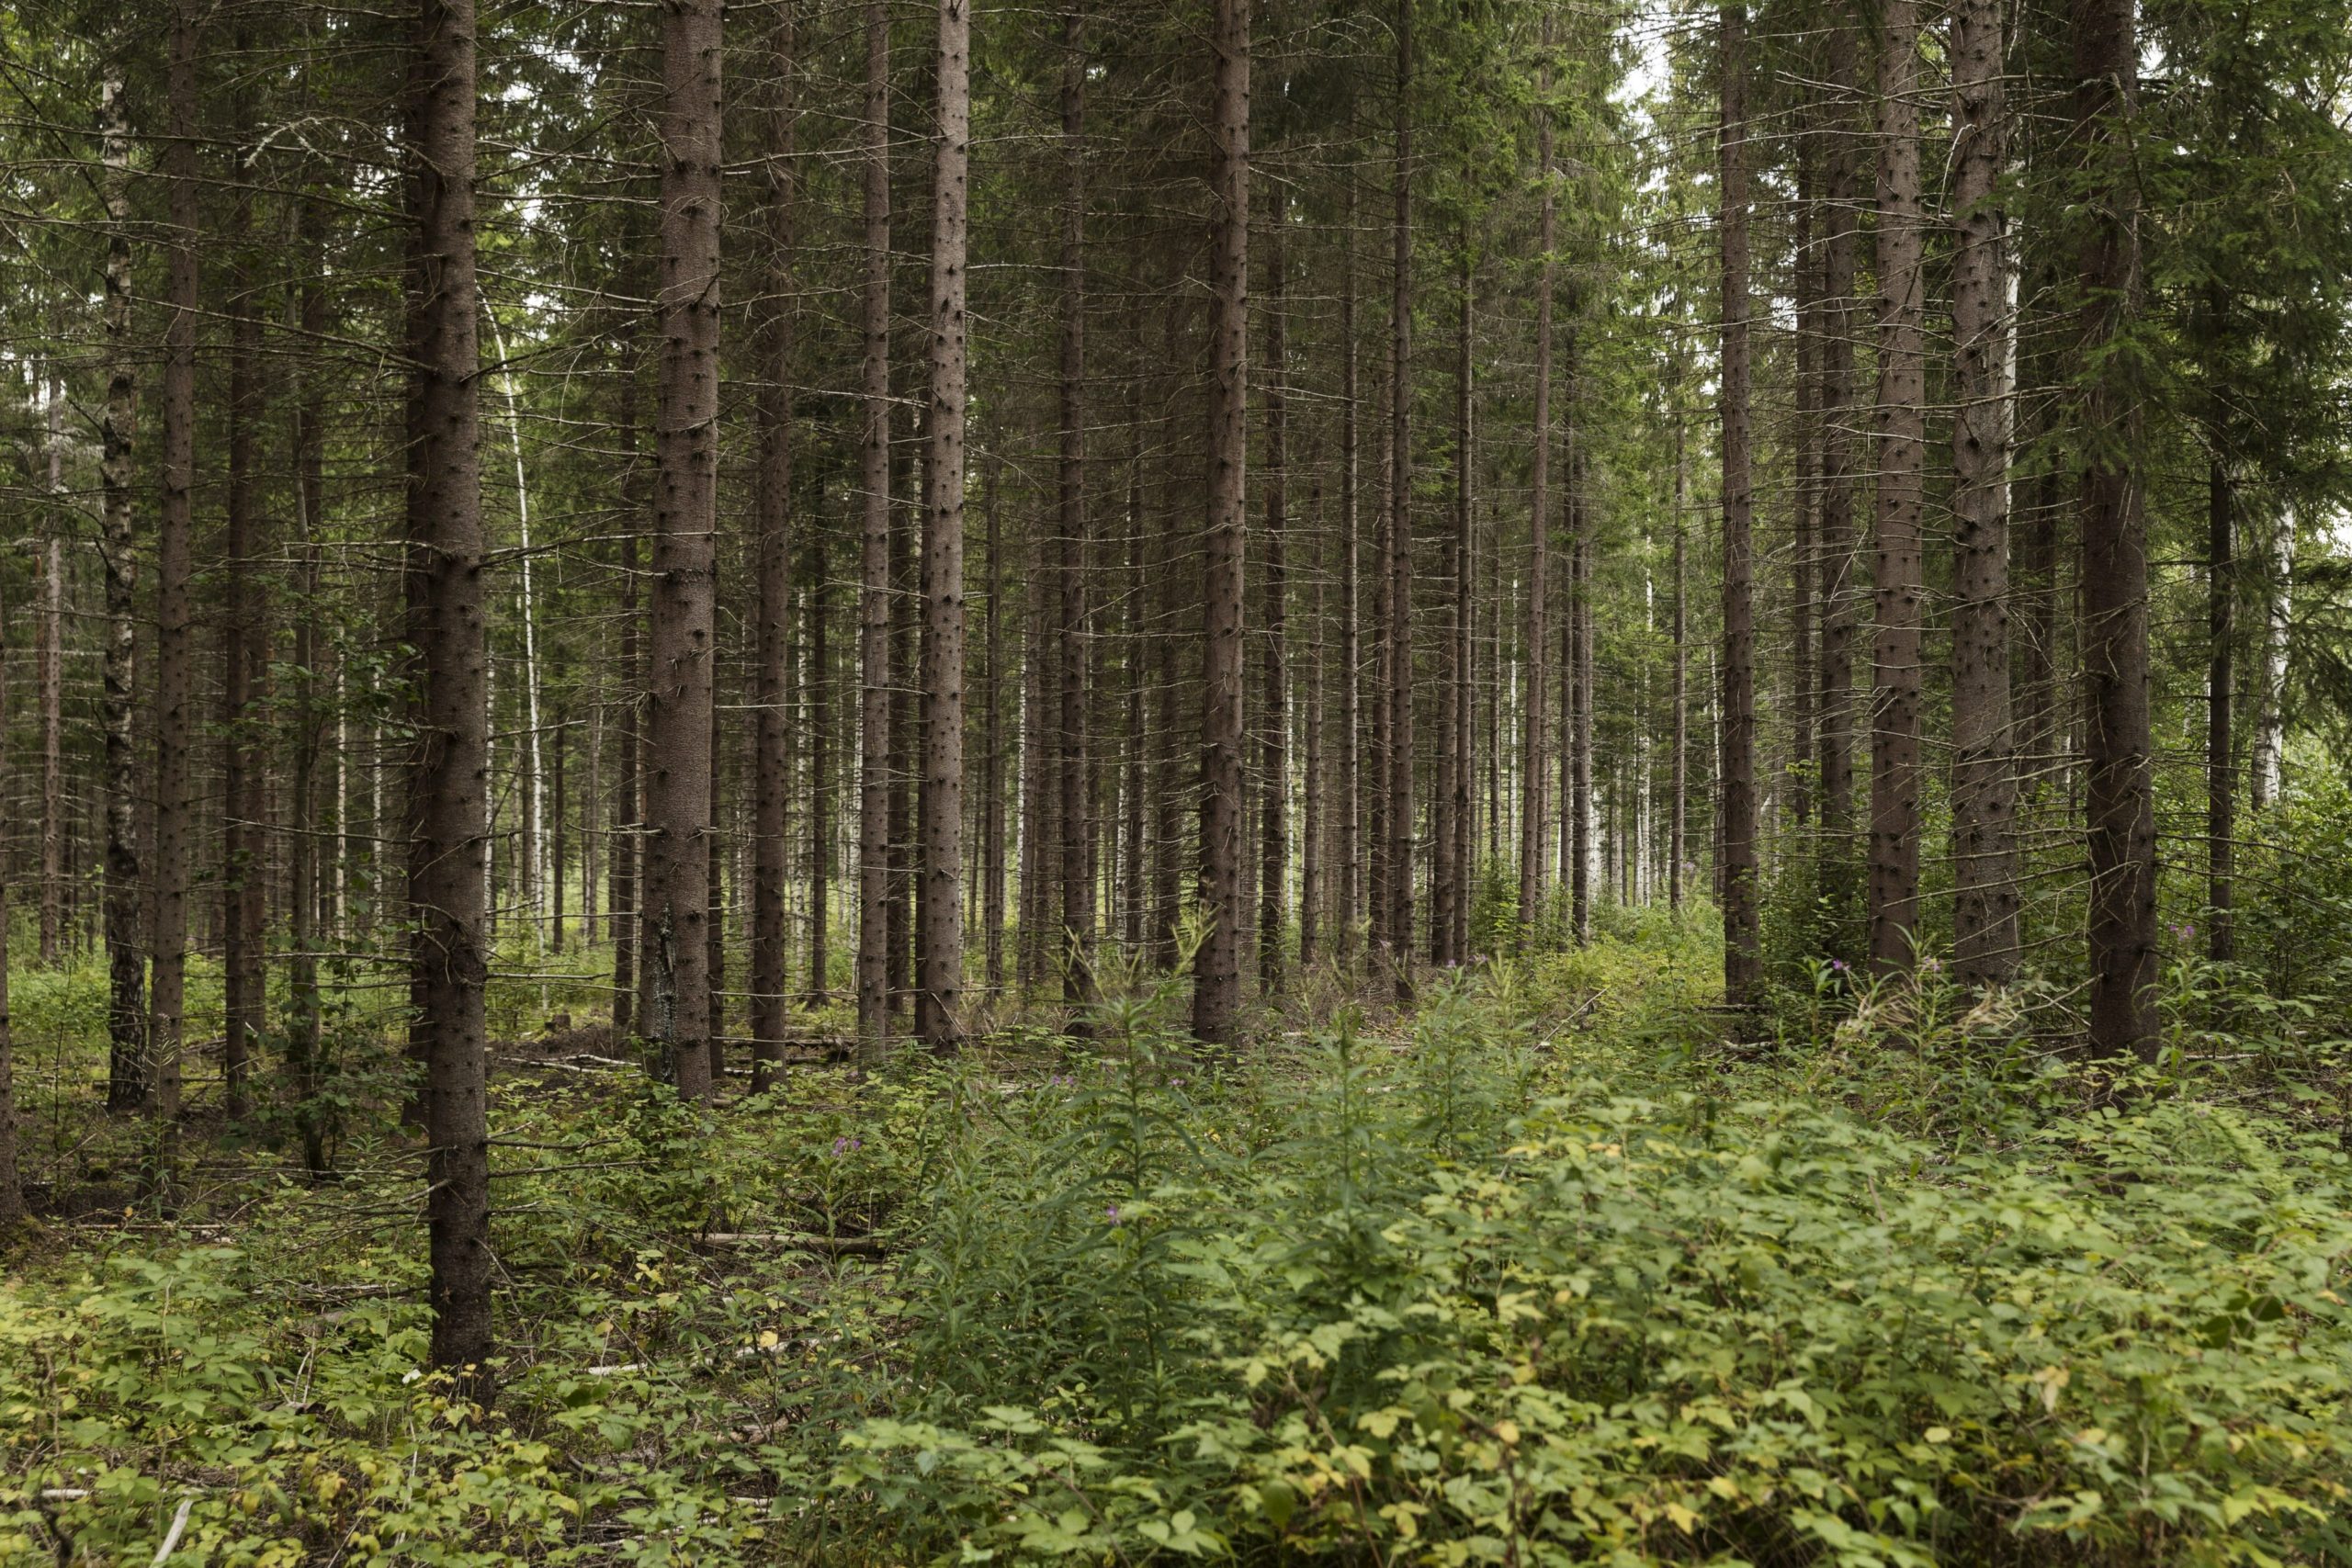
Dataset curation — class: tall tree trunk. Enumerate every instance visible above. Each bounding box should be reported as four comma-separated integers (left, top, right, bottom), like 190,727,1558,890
40,357,64,969
855,0,894,1056
406,0,493,1393
551,716,566,951
982,453,1006,993
1338,179,1362,961
1057,6,1096,1020
149,2,200,1135
0,584,22,1223
1790,180,1817,829
1019,524,1050,988
707,694,727,1081
916,0,970,1048
1191,0,1250,1046
1816,21,1860,929
1716,1,1761,1012
1300,481,1324,967
2205,460,2233,964
1669,393,1688,911
99,58,145,1110
643,0,723,1100
1950,0,2018,986
806,536,833,1003
221,141,266,1120
1259,197,1290,993
1521,21,1554,942
1451,272,1474,963
2247,507,2288,810
2075,0,2158,1061
1431,246,1468,968
1570,458,1593,944
610,400,641,1036
1385,0,1415,1005
1869,0,1925,977
752,0,797,1084
288,226,329,1176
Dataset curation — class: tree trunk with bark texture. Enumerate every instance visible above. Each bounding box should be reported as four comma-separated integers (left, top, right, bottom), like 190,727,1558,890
1430,250,1466,969
855,0,893,1058
1057,7,1096,1022
752,0,797,1087
1815,22,1860,931
149,2,200,1135
1192,0,1249,1046
1521,25,1554,943
221,145,265,1120
99,59,144,1111
1716,2,1761,1013
2074,0,2158,1061
1385,0,1416,1005
1949,0,2018,986
916,0,970,1048
1869,0,1925,977
642,0,722,1101
2207,460,2234,964
1259,202,1290,993
1338,182,1362,961
405,0,494,1394
0,593,22,1223
288,233,328,1176
40,357,64,971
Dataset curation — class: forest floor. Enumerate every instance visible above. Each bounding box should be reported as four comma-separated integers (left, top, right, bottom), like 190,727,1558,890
5,917,2352,1565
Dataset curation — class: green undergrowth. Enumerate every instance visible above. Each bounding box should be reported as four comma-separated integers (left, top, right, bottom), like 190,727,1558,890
6,936,2352,1564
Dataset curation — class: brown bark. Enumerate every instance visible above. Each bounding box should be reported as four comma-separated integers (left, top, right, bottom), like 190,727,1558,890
2075,0,2158,1059
1300,479,1324,968
1790,177,1817,829
610,434,642,1037
806,536,833,1005
99,57,145,1110
406,0,493,1393
981,453,1006,993
1019,523,1050,988
221,139,265,1121
1869,0,1925,976
1949,0,2018,986
1570,455,1593,945
149,2,200,1134
1431,248,1469,968
1385,0,1415,1005
0,586,22,1223
1669,394,1688,911
1717,2,1761,1011
641,0,723,1101
289,223,329,1176
1816,19,1860,924
752,0,797,1085
855,0,894,1056
2206,460,2233,964
39,358,64,969
1259,199,1290,993
1338,180,1363,958
1192,0,1249,1047
1056,6,1096,1020
916,0,970,1048
1521,24,1554,942
551,716,567,952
